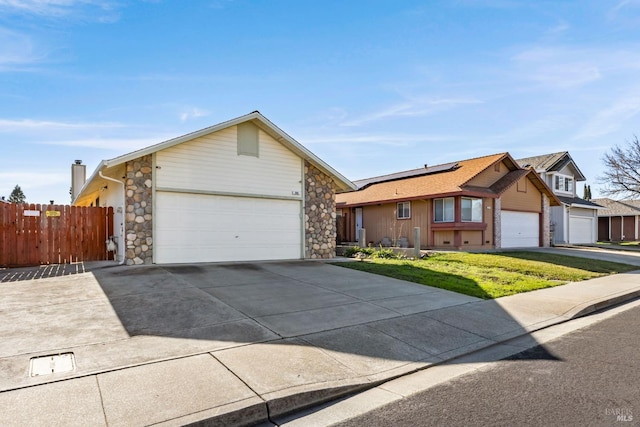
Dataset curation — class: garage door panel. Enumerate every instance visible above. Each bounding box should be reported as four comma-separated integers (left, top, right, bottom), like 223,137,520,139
569,216,594,244
156,192,301,263
501,211,539,248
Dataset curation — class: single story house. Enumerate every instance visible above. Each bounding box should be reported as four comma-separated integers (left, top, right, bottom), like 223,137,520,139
592,198,640,242
72,111,355,265
335,152,561,250
516,151,602,245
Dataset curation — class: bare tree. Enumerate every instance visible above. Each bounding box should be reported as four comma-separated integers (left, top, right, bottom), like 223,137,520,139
599,136,640,198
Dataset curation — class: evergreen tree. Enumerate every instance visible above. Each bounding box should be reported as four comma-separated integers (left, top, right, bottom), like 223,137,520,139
8,185,26,204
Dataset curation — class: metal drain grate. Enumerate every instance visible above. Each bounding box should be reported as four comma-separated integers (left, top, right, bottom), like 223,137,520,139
29,353,76,377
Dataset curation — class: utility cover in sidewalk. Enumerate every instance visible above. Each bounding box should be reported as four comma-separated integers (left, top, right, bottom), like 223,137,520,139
29,353,76,377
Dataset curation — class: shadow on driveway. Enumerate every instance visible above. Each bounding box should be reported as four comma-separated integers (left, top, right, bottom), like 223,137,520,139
0,259,562,416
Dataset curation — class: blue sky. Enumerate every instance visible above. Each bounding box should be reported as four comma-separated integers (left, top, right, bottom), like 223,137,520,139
1,0,640,204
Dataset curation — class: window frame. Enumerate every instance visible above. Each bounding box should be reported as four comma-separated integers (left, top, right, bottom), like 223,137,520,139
553,173,574,194
461,197,483,223
397,201,411,219
434,197,455,223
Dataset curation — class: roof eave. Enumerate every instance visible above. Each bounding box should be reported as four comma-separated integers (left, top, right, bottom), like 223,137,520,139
72,160,107,205
336,189,499,208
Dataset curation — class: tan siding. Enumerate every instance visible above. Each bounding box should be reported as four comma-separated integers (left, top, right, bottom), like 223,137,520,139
156,127,302,198
461,230,483,246
466,161,509,187
361,200,430,247
501,176,542,212
484,197,494,246
433,231,455,247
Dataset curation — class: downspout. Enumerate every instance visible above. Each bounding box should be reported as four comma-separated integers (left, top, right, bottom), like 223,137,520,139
99,170,126,265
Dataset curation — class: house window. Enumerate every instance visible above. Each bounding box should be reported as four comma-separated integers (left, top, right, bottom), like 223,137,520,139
237,122,259,157
554,175,574,193
565,177,573,192
461,198,483,222
434,197,454,222
397,202,411,219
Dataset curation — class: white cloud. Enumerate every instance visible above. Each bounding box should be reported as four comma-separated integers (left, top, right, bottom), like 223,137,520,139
300,132,461,146
511,47,603,88
0,27,44,70
547,21,570,35
0,170,68,189
0,0,116,17
179,107,210,122
609,0,640,17
0,117,174,151
340,98,483,127
0,118,124,132
574,94,640,140
34,137,170,151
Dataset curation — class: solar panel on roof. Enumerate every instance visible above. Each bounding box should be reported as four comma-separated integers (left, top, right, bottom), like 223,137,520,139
353,162,460,189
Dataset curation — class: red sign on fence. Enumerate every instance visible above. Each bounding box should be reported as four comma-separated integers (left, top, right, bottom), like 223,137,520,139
0,204,114,268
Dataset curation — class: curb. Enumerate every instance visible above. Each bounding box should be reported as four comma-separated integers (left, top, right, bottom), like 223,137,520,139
197,289,640,426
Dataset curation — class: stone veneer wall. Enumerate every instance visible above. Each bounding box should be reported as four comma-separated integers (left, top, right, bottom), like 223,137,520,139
305,161,336,259
125,155,153,265
542,194,550,247
493,198,502,249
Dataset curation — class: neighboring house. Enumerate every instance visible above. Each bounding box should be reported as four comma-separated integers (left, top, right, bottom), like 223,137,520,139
335,153,561,250
72,111,355,265
516,152,602,245
592,198,640,242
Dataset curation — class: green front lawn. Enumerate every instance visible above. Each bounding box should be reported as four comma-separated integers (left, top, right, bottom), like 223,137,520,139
334,252,636,299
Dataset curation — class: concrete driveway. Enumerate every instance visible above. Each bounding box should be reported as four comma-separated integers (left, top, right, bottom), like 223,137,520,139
2,253,640,426
0,260,478,392
537,246,640,267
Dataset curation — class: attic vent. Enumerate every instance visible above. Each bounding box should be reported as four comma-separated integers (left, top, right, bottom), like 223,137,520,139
237,122,259,157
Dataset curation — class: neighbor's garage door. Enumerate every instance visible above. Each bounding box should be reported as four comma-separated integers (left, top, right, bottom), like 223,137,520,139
569,216,594,244
155,192,302,263
501,211,540,248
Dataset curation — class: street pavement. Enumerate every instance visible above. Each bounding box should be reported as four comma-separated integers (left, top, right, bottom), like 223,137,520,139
0,247,639,426
327,300,640,427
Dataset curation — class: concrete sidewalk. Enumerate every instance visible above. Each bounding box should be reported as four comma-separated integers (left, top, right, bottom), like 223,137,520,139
0,254,639,427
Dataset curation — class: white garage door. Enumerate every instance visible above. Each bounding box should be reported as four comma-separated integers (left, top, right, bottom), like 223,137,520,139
501,211,540,248
569,216,594,244
155,192,302,264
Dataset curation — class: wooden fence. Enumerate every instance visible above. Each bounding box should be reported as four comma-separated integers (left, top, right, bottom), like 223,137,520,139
0,203,114,268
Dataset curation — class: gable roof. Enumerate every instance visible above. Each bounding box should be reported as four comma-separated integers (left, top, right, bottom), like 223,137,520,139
337,152,561,207
75,112,355,203
516,151,587,181
591,198,640,216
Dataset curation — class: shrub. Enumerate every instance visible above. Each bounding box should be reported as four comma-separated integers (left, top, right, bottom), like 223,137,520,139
344,246,375,257
371,248,398,259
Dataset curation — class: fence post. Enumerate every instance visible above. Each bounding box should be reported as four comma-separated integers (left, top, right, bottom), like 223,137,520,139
358,228,366,248
414,227,421,259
